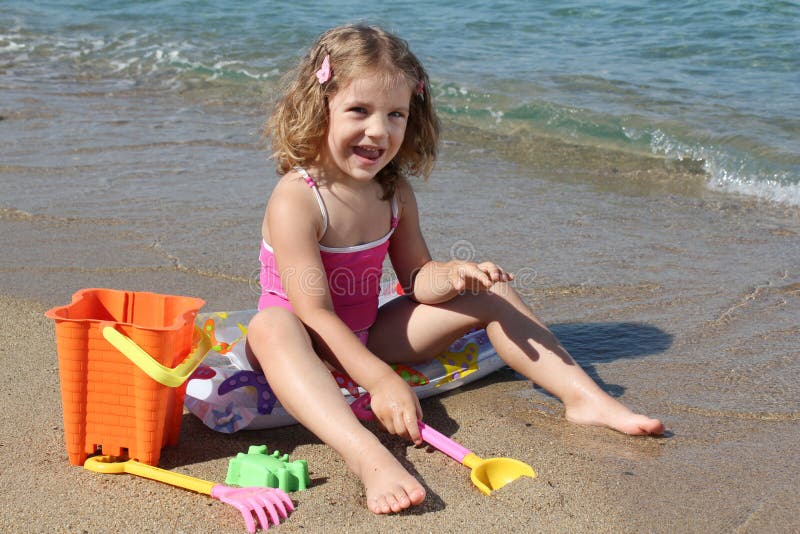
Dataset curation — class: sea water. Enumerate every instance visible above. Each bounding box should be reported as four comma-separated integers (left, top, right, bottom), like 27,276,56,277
2,0,798,204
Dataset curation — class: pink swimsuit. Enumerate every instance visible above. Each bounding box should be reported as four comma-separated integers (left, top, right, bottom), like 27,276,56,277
259,167,398,344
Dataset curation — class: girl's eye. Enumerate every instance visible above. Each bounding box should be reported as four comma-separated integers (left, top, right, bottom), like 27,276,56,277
349,107,367,114
390,111,407,119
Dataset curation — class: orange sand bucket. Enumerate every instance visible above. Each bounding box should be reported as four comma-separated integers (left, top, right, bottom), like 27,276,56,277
45,288,205,466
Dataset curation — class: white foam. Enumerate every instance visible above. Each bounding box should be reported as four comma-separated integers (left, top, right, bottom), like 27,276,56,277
708,171,800,206
0,41,26,52
650,129,800,206
110,57,139,72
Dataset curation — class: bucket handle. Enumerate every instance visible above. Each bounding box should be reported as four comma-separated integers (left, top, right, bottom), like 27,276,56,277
101,325,211,387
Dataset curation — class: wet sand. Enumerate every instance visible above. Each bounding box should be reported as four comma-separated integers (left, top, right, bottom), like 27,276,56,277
2,89,800,532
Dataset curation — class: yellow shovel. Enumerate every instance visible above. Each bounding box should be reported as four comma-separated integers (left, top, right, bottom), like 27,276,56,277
350,395,536,495
419,421,536,495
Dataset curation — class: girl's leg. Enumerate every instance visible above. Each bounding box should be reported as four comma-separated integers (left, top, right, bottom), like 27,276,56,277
368,283,664,435
246,307,425,513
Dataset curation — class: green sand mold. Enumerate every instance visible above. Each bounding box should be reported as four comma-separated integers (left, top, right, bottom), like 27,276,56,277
225,445,309,492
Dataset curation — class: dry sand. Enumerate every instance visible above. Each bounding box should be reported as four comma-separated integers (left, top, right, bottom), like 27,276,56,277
0,291,630,533
1,283,795,533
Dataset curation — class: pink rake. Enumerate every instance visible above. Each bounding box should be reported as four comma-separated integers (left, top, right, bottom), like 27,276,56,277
84,455,294,532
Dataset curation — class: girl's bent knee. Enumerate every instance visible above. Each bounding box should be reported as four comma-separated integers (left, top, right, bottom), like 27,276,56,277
488,280,519,301
247,307,315,370
466,282,519,309
248,307,306,346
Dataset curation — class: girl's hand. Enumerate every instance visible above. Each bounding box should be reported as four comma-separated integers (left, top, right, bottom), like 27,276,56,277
450,260,514,293
367,373,423,445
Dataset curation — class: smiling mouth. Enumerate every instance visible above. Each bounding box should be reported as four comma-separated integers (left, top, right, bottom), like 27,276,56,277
353,145,384,161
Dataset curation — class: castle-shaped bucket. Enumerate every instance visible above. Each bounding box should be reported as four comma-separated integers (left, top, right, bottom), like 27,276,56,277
45,288,206,466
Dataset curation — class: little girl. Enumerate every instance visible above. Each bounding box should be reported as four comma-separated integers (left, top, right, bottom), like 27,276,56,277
246,24,664,514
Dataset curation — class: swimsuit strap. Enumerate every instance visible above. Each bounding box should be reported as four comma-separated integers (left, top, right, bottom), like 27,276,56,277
390,195,399,228
294,166,399,236
294,166,329,236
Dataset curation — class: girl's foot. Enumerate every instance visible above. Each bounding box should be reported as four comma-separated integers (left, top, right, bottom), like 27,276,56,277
565,395,665,435
350,442,426,513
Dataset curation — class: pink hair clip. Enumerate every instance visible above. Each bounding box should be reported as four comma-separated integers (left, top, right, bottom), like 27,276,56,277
316,55,331,84
416,78,424,96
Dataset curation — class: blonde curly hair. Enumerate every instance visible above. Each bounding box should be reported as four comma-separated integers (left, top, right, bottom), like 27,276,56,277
266,25,440,199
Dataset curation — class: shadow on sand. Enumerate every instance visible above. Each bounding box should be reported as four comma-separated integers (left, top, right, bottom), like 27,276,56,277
549,321,673,397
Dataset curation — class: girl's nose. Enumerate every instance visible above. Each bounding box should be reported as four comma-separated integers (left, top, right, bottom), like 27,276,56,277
364,115,389,139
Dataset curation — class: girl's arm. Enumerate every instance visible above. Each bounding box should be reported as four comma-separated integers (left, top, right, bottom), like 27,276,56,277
389,178,513,304
267,176,422,443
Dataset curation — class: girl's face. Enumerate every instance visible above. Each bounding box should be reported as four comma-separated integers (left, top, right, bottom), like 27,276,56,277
321,73,412,185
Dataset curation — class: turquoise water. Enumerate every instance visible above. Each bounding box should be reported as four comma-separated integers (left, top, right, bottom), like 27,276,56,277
2,0,799,204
